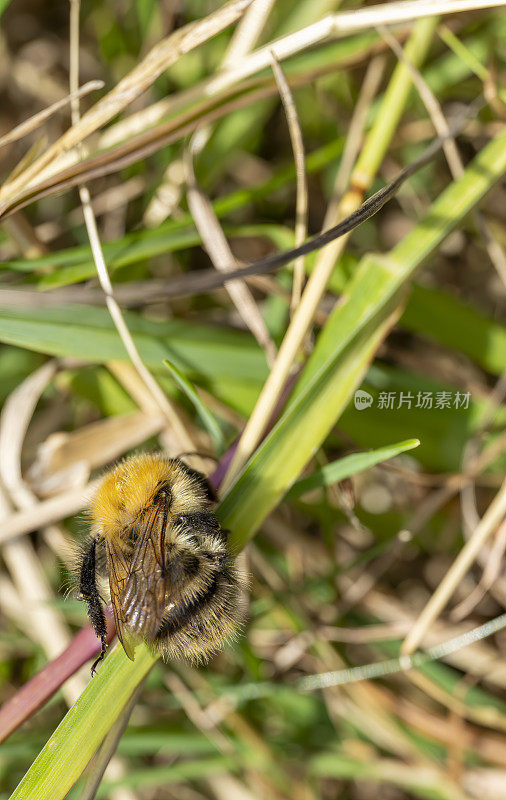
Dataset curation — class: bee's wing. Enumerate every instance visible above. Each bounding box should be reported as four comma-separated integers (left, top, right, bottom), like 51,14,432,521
106,505,170,656
105,539,137,660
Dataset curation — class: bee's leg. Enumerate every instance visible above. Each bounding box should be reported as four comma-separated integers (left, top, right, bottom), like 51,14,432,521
79,538,108,675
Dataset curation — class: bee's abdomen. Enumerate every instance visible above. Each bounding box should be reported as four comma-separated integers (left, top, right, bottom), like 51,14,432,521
155,556,241,662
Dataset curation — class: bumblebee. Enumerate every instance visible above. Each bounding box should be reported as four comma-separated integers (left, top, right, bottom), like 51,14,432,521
78,453,241,673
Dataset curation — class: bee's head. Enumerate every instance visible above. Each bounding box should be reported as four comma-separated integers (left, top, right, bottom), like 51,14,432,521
91,454,207,538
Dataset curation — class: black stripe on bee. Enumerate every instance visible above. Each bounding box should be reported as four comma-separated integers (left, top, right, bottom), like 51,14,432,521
167,551,201,585
176,511,222,537
155,572,224,638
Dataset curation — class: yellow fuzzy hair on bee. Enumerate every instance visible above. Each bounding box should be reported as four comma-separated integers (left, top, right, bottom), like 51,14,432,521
91,454,207,537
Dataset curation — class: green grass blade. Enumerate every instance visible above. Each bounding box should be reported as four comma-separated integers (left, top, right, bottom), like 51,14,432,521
0,0,13,19
0,306,268,386
287,439,420,498
310,752,461,800
9,644,157,800
221,300,401,550
296,122,506,398
402,283,506,376
163,359,225,451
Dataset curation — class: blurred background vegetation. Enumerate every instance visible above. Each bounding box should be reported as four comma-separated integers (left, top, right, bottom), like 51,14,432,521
1,0,506,799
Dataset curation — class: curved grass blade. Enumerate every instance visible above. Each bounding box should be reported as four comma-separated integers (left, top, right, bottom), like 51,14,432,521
9,643,158,800
287,438,420,499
